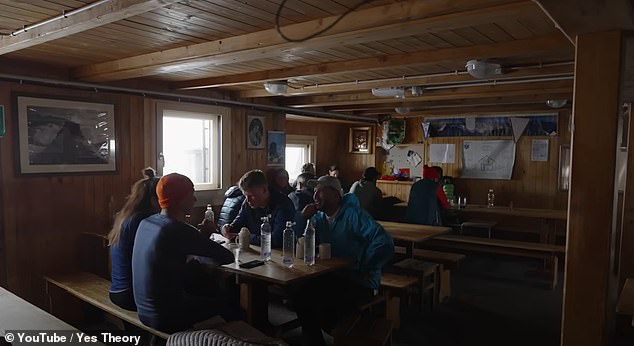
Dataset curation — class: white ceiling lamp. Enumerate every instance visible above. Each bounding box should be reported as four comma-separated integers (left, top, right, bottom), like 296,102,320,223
263,80,288,95
546,99,568,108
411,86,424,97
465,59,503,79
372,86,405,98
394,107,411,114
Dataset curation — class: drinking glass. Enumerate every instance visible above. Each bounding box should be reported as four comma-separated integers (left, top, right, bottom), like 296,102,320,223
228,243,240,266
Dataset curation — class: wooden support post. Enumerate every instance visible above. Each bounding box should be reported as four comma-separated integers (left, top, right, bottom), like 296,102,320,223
561,30,622,346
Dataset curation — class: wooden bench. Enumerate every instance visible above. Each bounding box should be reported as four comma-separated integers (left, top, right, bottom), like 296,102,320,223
617,278,634,326
380,273,418,329
460,221,497,238
427,235,565,289
45,272,170,340
392,259,440,310
412,249,465,301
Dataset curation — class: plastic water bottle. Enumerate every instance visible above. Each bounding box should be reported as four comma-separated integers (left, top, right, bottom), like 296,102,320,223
260,215,272,262
282,221,295,268
487,189,495,208
304,220,316,266
204,204,214,222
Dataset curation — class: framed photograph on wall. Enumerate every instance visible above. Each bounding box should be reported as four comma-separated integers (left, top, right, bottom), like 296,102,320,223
247,115,265,149
267,131,285,166
349,126,373,154
16,96,116,174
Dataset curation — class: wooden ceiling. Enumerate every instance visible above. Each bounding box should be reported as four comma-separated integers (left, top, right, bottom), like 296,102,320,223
0,0,591,117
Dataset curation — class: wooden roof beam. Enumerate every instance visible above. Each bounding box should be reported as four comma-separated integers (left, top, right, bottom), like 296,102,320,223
0,0,180,55
175,35,571,91
235,62,574,98
285,80,573,108
72,0,538,82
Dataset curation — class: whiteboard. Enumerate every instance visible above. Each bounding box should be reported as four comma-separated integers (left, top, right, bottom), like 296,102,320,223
385,144,425,178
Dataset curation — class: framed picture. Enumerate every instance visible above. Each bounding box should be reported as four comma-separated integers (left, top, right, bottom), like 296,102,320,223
349,126,373,154
267,131,285,166
16,96,116,174
558,144,571,191
247,115,265,149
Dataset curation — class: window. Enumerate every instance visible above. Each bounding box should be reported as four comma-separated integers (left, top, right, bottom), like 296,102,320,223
157,103,231,198
285,135,316,182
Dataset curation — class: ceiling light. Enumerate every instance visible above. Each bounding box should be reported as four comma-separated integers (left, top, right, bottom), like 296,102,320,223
263,80,288,95
411,86,424,97
546,99,567,108
394,107,411,114
465,59,503,79
372,87,405,98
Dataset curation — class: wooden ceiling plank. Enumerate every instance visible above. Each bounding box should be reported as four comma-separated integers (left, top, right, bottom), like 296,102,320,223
0,0,180,55
185,1,273,29
496,19,534,39
173,35,570,89
124,15,223,41
472,23,514,42
266,0,332,18
284,79,573,107
72,0,539,82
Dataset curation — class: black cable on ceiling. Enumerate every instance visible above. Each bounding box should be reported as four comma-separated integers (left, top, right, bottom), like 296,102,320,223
275,0,376,43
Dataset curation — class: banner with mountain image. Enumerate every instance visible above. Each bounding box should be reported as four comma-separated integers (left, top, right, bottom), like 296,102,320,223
427,114,557,138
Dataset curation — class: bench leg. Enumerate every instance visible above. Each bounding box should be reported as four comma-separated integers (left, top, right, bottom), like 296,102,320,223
551,256,559,289
384,292,400,330
440,268,451,302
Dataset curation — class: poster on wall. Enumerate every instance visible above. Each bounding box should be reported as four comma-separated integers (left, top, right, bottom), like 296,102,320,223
531,139,549,161
462,140,515,180
429,143,455,163
427,114,557,137
247,115,265,149
267,131,285,166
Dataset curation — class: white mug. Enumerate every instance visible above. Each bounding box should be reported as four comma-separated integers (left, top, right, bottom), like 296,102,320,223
318,243,331,260
236,227,251,250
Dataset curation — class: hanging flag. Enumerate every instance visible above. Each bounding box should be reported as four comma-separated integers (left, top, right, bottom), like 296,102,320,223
421,121,430,139
510,117,530,143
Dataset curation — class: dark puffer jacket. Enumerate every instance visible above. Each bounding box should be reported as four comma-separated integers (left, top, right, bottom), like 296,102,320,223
216,186,245,229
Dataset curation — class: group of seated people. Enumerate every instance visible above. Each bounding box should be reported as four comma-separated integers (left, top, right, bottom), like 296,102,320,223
107,164,394,345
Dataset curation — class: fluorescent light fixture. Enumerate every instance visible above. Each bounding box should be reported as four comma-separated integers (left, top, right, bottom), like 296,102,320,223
372,87,405,98
263,80,288,95
465,59,503,79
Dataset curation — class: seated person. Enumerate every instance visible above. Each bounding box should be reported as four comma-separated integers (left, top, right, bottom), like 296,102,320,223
288,173,315,234
295,176,394,345
221,169,295,248
267,168,294,195
132,173,236,333
349,167,383,218
431,165,450,210
327,164,351,192
108,167,160,311
406,165,445,225
292,163,316,189
216,185,245,229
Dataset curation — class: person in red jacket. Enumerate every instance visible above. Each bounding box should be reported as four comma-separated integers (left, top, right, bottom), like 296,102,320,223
424,165,449,210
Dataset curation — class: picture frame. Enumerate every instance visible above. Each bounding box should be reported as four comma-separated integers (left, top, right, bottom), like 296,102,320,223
558,144,571,191
247,115,265,149
349,126,373,154
267,131,285,166
16,96,116,174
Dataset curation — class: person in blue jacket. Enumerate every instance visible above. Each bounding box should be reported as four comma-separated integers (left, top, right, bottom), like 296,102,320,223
294,175,394,345
221,169,295,248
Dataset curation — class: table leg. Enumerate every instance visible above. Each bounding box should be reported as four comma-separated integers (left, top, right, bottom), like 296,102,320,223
406,241,413,258
240,281,270,332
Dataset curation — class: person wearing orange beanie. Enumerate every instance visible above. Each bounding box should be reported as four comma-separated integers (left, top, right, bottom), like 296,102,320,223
132,173,238,333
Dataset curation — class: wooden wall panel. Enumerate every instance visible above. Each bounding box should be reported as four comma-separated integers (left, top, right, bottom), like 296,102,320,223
286,120,376,184
0,81,284,308
376,111,570,210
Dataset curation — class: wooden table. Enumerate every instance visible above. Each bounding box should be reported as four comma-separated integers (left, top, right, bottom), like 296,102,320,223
218,246,353,330
0,287,94,340
378,221,451,257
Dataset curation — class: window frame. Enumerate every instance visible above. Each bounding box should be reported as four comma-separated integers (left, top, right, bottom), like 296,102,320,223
285,134,317,180
156,101,231,206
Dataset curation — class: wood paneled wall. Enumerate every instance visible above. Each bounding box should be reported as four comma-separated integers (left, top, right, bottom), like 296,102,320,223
286,120,375,184
376,112,570,209
0,81,283,307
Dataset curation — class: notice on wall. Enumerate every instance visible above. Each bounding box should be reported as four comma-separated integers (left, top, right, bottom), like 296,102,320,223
462,140,515,180
531,139,549,161
429,143,455,163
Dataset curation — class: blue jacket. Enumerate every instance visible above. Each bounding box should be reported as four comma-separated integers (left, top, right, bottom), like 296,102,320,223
310,193,394,289
406,179,442,226
230,191,295,248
